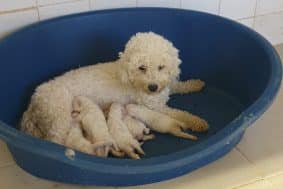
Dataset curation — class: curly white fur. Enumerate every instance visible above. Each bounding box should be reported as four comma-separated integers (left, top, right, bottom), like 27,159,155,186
21,32,208,159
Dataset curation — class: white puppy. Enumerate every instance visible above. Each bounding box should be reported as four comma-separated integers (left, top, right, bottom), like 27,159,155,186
107,103,144,159
124,115,155,141
70,96,123,157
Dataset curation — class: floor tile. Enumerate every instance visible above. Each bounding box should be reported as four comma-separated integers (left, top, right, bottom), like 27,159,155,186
0,164,112,189
121,149,261,189
266,174,283,188
233,180,273,189
237,84,283,177
0,140,14,167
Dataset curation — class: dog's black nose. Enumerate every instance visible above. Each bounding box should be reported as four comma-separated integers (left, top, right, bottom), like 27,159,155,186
148,84,158,92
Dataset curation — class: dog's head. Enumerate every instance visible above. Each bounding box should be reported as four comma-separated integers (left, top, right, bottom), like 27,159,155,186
119,32,181,94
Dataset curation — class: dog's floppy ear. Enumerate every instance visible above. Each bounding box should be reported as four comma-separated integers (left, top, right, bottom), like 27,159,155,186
118,52,130,84
169,52,182,81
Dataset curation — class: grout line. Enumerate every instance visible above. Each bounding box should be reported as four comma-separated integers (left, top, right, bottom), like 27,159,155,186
0,162,15,169
88,0,91,9
230,178,273,189
35,0,41,21
218,0,222,15
177,0,181,9
252,0,259,28
238,16,255,21
235,147,283,184
235,147,254,165
255,9,283,17
264,171,283,179
37,0,84,8
0,7,37,15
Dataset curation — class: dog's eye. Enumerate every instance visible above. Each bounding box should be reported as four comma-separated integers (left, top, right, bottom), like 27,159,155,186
158,65,165,71
138,65,147,72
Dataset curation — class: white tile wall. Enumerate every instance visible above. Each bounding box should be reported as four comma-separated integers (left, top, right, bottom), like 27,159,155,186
91,0,136,10
137,0,180,8
254,11,283,45
181,0,220,14
238,18,254,28
0,9,38,37
256,0,283,16
220,0,257,19
38,0,89,20
0,0,36,12
37,0,74,6
0,0,283,45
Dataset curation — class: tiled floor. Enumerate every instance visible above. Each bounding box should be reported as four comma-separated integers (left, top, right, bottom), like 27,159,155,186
0,44,282,189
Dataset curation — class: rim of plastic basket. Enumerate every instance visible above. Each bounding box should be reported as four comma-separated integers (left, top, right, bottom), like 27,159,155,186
0,8,281,175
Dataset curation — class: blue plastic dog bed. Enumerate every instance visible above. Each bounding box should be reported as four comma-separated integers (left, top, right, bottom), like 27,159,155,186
0,8,281,186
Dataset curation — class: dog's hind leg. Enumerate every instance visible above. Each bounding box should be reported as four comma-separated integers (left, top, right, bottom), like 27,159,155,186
26,82,73,145
126,104,198,140
170,79,205,94
157,106,209,132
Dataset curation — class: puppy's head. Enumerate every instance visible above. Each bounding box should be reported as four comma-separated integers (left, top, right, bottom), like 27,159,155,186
119,32,181,94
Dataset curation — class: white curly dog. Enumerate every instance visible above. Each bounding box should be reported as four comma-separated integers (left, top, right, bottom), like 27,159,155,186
21,32,208,159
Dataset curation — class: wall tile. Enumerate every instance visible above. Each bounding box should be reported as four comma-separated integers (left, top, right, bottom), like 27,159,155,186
91,0,136,10
254,12,283,45
37,0,75,6
220,0,257,19
0,8,38,37
0,0,36,12
238,17,254,28
137,0,180,8
256,0,283,16
38,0,89,20
181,0,220,14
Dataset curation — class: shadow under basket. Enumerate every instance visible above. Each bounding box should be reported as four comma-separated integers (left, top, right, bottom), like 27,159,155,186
0,8,282,186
